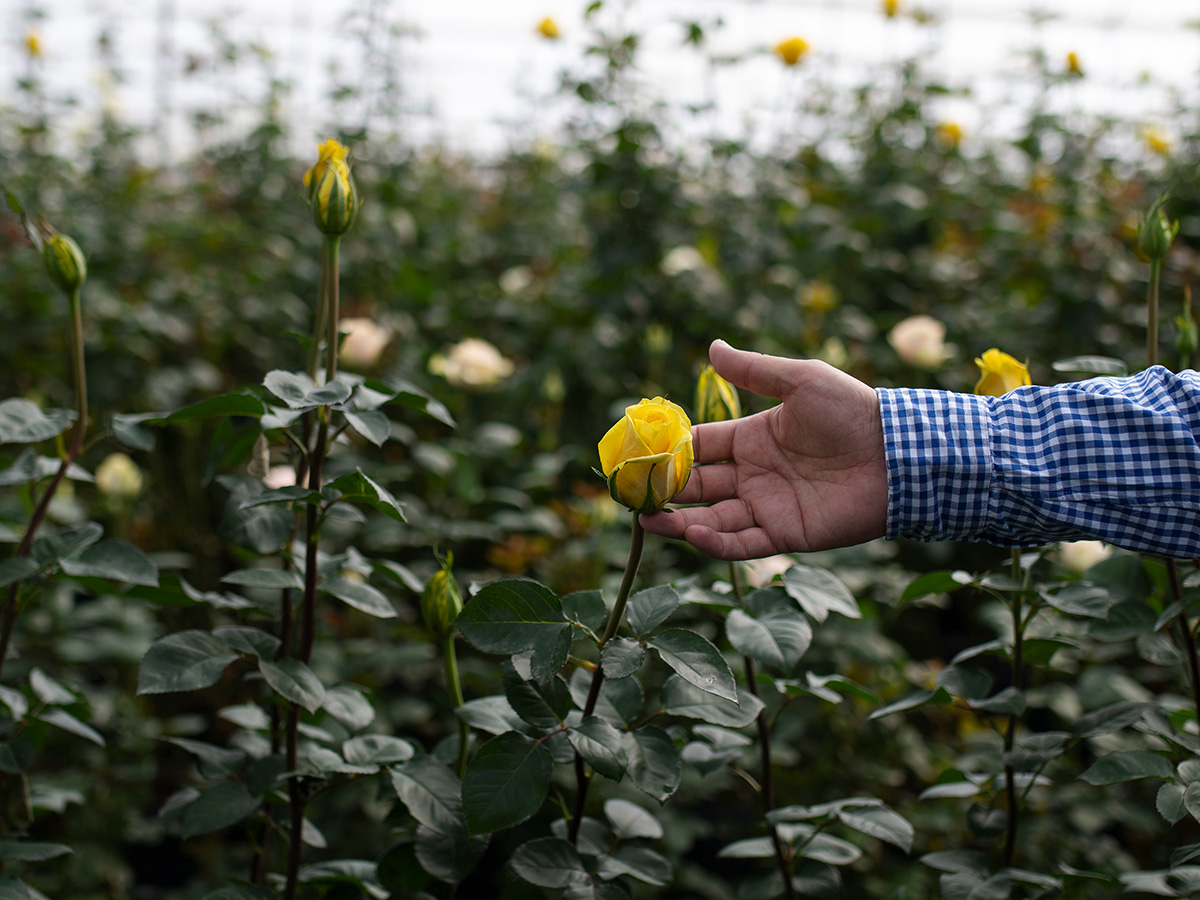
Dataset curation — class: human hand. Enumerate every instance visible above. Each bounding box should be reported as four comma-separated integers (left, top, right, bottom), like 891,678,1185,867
640,340,888,559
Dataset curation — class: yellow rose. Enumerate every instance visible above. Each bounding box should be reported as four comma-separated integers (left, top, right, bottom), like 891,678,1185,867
304,138,359,235
695,365,741,425
882,0,901,18
536,17,559,39
598,397,693,513
974,348,1031,396
774,37,809,67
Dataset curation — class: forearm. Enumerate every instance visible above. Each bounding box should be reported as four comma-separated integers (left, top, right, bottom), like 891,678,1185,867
879,366,1200,559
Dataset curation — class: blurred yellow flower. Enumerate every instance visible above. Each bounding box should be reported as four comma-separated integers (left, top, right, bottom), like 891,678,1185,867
882,0,901,18
96,453,144,499
536,17,559,39
1066,52,1082,77
338,316,392,370
799,280,839,313
774,37,810,67
974,349,1030,396
1142,126,1171,157
935,122,963,149
23,33,41,57
304,138,359,235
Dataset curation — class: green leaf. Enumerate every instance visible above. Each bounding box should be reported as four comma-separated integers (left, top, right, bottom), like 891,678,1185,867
0,400,74,444
1051,355,1128,377
717,836,776,858
263,371,351,410
29,667,75,705
323,685,375,731
321,575,397,618
1158,782,1188,824
59,540,158,587
837,805,914,853
798,831,861,865
212,626,280,660
647,629,737,701
1071,701,1153,738
502,663,572,729
111,412,158,451
726,593,812,670
137,631,239,695
414,825,489,885
179,781,260,839
218,486,293,554
568,716,627,781
936,666,992,701
783,565,860,622
605,798,662,839
0,558,40,590
624,726,680,803
326,470,406,522
625,585,679,636
344,410,390,447
1042,583,1117,618
456,696,527,736
370,376,456,427
562,590,607,634
663,676,765,728
901,570,976,602
1004,732,1071,771
37,708,105,746
221,568,304,590
969,687,1026,716
510,838,589,889
462,731,552,835
259,658,326,713
165,391,266,422
1079,750,1174,785
1185,782,1200,823
31,523,103,567
597,845,671,885
601,636,645,679
455,578,570,681
163,737,247,779
0,839,71,861
868,688,952,721
391,758,467,836
342,735,414,766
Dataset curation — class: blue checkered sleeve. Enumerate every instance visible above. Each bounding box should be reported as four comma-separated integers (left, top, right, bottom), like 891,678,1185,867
877,366,1200,558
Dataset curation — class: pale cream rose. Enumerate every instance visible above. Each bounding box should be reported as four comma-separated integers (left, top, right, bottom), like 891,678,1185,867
95,453,144,498
263,465,298,490
429,338,515,390
1058,540,1114,573
888,314,954,369
338,317,392,370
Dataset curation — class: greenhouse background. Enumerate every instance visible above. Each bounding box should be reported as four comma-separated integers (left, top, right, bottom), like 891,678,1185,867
4,0,1200,898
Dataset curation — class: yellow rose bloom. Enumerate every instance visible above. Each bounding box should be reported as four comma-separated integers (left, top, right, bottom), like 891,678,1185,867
1066,52,1082,77
24,33,41,57
304,138,359,235
935,122,963,150
974,349,1031,396
774,37,809,67
695,365,741,425
598,397,693,513
882,0,901,18
536,17,559,39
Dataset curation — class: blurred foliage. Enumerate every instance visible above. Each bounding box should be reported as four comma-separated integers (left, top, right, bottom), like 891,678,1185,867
1,1,1200,897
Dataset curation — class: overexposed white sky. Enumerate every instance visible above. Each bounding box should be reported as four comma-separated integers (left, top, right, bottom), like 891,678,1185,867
7,0,1200,159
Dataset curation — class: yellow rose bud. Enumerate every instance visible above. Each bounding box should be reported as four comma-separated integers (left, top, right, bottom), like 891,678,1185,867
695,365,741,425
598,397,693,513
536,17,559,39
421,556,463,639
774,37,809,67
882,0,901,18
974,348,1031,397
41,229,87,294
935,121,963,150
304,138,359,235
24,33,41,58
1066,51,1082,77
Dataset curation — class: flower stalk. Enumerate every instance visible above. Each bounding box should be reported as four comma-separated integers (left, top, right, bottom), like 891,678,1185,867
570,514,645,844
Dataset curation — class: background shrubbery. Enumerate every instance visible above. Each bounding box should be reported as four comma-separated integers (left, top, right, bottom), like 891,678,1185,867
3,2,1200,898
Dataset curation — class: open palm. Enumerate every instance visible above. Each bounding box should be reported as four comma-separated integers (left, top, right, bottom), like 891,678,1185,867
640,341,888,559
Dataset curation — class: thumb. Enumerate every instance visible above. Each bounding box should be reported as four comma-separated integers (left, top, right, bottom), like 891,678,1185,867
709,339,811,401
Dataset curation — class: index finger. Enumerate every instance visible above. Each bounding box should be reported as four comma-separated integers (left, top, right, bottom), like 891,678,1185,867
691,419,737,466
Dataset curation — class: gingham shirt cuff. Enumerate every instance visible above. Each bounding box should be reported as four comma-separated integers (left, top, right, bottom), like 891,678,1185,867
878,367,1200,558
